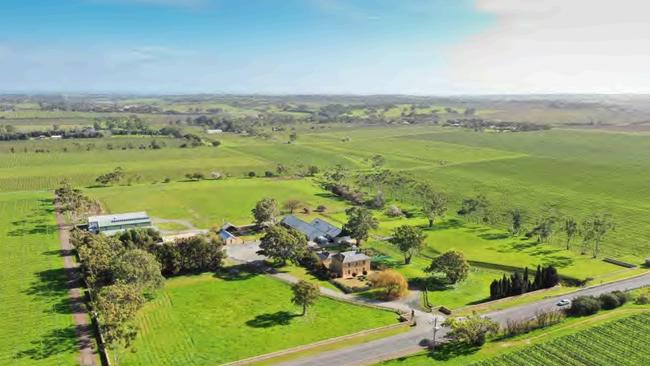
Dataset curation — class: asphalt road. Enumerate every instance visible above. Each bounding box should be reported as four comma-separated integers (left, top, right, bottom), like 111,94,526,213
278,272,650,366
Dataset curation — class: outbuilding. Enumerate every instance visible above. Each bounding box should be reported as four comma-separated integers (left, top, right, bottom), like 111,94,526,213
87,212,152,235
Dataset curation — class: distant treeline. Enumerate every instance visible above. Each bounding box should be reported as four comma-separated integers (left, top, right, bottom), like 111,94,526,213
445,118,550,132
0,125,103,141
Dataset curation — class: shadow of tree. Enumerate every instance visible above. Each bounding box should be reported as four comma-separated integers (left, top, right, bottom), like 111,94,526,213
428,341,480,361
478,232,510,241
246,311,299,328
214,264,261,281
422,218,465,231
25,268,76,298
15,326,78,361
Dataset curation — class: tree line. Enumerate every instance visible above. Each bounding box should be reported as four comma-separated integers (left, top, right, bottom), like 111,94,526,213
489,265,560,300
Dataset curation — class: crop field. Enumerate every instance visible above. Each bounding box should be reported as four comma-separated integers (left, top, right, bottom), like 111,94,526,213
472,313,650,366
0,191,78,366
118,272,399,366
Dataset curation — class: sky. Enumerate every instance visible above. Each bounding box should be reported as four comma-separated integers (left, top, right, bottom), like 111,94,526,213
1,0,650,94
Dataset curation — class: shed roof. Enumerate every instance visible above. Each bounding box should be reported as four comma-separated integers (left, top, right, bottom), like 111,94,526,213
87,212,150,228
310,218,342,238
88,211,151,227
281,215,323,241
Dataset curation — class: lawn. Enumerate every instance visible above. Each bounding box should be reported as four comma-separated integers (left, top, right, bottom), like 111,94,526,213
0,191,79,366
118,271,399,366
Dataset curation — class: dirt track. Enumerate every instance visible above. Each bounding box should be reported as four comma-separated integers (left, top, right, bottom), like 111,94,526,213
55,208,98,366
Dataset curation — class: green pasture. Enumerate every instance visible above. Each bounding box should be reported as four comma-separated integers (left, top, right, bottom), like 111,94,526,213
119,272,399,366
90,178,348,228
0,192,79,366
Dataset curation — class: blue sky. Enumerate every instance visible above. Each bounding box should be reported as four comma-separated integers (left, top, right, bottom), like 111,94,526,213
1,0,649,94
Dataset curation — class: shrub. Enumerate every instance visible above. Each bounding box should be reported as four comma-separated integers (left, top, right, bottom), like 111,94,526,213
611,290,629,305
368,270,408,300
599,293,620,310
635,293,649,305
386,205,403,217
504,318,534,337
567,296,601,316
315,205,327,212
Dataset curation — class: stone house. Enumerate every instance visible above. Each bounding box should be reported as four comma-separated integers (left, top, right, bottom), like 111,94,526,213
329,251,371,278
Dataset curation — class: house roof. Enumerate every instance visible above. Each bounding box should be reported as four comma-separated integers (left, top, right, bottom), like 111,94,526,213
335,251,370,263
87,212,150,228
219,229,236,240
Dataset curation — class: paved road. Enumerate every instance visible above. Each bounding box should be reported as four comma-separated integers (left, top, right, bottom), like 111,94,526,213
55,208,98,366
277,272,650,366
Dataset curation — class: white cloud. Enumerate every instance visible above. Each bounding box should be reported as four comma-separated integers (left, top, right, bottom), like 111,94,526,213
447,0,650,94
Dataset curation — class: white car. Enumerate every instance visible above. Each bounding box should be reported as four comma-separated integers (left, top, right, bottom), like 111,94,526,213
557,299,571,306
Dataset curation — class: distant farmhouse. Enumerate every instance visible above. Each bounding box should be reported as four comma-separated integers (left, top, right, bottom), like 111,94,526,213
87,212,152,235
281,215,352,246
329,251,371,278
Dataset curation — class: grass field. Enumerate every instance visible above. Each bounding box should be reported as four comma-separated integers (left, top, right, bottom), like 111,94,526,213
118,271,399,366
91,178,348,228
89,176,626,309
3,125,650,262
0,191,78,366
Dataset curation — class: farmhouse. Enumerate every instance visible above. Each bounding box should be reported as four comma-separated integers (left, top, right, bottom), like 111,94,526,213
281,215,342,245
87,212,152,235
328,251,371,278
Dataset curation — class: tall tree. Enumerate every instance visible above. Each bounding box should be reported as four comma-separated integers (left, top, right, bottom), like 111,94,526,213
508,209,524,236
111,249,164,293
422,191,448,228
426,250,470,284
581,213,615,258
93,284,145,366
342,207,378,245
389,225,426,264
458,194,490,224
562,217,578,250
258,225,307,265
291,280,320,315
283,199,303,214
251,197,280,226
529,216,555,244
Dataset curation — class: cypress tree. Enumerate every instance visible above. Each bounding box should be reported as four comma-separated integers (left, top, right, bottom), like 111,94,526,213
490,280,499,299
522,267,529,293
511,272,523,295
533,265,542,290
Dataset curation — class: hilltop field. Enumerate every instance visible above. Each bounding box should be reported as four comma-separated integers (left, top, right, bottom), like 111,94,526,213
1,95,650,365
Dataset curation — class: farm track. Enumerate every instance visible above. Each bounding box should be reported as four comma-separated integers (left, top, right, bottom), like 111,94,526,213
55,208,98,366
